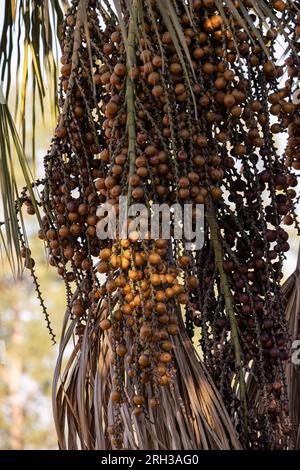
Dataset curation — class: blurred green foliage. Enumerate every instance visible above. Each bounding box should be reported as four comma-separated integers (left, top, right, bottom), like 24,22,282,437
0,233,66,449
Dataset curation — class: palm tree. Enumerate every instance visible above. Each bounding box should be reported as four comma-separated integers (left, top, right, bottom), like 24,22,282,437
1,0,300,450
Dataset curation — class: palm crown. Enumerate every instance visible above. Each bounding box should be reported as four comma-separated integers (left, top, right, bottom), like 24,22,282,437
0,0,300,450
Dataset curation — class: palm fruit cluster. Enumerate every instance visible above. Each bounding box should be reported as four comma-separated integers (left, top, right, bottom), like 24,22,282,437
19,0,300,450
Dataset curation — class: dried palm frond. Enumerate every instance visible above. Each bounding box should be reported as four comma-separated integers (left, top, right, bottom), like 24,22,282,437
53,282,241,450
283,246,300,448
247,245,300,447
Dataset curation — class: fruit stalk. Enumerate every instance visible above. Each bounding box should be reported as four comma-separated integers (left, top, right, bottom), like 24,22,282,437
126,0,138,208
61,0,84,121
206,199,248,436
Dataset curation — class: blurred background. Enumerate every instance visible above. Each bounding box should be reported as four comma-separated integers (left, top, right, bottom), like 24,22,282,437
0,1,299,450
0,104,66,449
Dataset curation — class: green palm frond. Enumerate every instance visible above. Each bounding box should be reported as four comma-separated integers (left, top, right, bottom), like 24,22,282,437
0,0,69,151
0,101,22,275
0,0,68,272
0,99,41,276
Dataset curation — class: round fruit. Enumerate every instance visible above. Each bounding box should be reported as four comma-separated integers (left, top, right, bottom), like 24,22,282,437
100,319,111,331
159,352,172,363
133,394,144,406
111,391,121,403
116,344,127,357
138,355,150,367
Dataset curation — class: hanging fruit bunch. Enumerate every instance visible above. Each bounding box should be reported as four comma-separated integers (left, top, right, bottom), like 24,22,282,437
17,0,300,450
